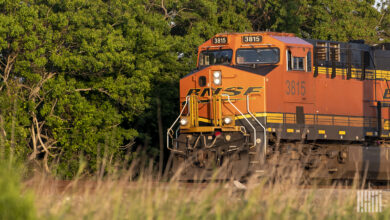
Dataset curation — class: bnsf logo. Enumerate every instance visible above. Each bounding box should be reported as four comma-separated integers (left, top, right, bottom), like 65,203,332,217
186,87,263,97
384,89,390,99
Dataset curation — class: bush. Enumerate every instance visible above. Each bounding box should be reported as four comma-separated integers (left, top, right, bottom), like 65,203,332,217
0,161,36,220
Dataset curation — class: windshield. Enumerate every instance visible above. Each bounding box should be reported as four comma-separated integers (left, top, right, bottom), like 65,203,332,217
199,49,233,67
236,48,280,64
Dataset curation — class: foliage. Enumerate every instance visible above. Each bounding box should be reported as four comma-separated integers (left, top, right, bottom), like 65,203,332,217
302,0,382,42
0,160,36,220
377,0,390,42
0,0,388,177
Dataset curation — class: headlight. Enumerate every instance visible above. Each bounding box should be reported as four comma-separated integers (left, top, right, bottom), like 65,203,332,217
212,70,222,85
213,71,221,78
213,78,221,85
180,118,188,126
223,117,232,125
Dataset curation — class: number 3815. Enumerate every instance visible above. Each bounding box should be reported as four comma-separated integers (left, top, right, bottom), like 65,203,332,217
285,80,305,96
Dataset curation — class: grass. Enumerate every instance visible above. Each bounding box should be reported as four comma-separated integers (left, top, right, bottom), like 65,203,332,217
0,155,389,220
0,161,36,220
15,162,388,220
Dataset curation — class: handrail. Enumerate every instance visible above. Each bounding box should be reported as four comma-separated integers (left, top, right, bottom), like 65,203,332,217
222,94,257,147
246,95,267,158
174,127,180,148
277,111,376,128
167,96,190,153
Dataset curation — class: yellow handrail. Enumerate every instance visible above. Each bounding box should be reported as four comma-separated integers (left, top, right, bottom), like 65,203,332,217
212,95,223,127
189,95,199,127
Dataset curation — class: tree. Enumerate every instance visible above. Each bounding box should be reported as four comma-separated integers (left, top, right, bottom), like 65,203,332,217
300,0,380,42
0,0,178,177
377,0,390,42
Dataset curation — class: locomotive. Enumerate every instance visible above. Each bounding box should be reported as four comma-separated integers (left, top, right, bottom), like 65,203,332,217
167,32,390,181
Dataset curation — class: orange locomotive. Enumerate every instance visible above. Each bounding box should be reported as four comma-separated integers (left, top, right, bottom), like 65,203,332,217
167,32,390,180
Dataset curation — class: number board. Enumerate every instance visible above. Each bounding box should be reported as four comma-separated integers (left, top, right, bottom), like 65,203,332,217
242,35,262,43
212,37,228,44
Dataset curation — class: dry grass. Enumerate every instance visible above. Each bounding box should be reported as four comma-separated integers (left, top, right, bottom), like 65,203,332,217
21,162,390,220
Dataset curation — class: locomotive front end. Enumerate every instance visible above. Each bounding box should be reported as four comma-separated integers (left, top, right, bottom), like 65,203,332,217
167,33,281,180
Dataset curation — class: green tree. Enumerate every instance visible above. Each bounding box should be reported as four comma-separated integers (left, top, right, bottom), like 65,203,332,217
302,0,381,42
377,0,390,42
0,0,178,177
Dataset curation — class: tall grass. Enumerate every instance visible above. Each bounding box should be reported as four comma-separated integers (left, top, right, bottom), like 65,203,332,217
0,160,36,220
20,159,389,220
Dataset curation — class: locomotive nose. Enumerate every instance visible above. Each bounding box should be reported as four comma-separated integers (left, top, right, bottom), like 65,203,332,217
170,64,268,180
184,67,265,98
179,65,266,131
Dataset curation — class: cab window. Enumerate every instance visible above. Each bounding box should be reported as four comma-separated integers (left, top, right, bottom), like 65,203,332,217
199,49,233,67
287,49,311,72
293,57,304,70
236,48,280,64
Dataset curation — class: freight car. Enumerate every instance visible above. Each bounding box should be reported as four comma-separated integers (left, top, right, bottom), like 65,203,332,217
167,32,390,181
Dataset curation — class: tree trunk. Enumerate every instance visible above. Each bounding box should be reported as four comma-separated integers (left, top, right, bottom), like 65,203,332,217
157,97,164,179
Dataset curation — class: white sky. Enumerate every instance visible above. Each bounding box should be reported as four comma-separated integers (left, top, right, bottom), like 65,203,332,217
375,0,388,10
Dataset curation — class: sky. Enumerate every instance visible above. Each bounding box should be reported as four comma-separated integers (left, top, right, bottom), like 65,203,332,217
375,0,380,9
375,0,388,10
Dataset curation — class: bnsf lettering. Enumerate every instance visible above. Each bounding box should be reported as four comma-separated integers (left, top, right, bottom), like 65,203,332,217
198,88,223,97
384,89,390,99
186,89,201,96
186,87,263,97
214,88,222,95
223,87,243,96
201,88,210,97
243,87,263,95
187,88,223,96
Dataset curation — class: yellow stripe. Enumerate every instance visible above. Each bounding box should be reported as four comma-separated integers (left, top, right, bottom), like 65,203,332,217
198,117,211,123
254,113,268,117
287,128,294,133
199,113,386,131
266,113,283,123
235,112,279,119
339,131,346,135
315,67,390,80
318,130,326,134
235,114,249,120
384,120,390,130
366,132,373,136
